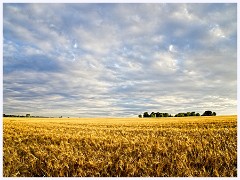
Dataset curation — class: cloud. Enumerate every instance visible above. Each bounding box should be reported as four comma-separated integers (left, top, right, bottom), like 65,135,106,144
3,3,237,117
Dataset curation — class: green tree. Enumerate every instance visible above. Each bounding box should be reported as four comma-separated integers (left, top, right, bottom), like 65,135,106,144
190,112,196,116
150,112,156,118
212,112,216,116
138,114,142,118
143,112,149,118
196,113,200,116
163,113,169,117
175,113,184,117
202,111,213,116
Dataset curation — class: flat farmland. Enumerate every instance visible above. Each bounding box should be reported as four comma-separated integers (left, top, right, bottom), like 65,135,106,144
3,115,237,177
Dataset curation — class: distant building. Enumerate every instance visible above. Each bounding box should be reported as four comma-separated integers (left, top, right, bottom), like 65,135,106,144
26,114,30,117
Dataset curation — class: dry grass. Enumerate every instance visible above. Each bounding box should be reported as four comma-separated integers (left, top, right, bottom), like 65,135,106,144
3,115,237,177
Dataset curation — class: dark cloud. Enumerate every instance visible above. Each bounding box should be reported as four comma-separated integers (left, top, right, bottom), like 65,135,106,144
3,3,237,117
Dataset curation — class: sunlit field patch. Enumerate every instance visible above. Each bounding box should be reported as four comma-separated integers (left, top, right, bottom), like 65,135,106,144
3,115,237,177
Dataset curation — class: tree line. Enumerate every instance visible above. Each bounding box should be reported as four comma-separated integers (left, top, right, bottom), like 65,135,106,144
139,111,216,118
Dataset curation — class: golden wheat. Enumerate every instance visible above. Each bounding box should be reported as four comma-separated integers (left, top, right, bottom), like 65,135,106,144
3,115,237,177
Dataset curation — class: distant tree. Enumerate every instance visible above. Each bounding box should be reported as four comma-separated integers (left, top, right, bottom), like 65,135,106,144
163,113,169,117
212,112,216,116
202,111,213,116
196,113,200,116
138,114,142,118
175,113,184,117
150,112,156,118
159,113,163,117
190,112,196,116
156,112,160,117
143,112,149,118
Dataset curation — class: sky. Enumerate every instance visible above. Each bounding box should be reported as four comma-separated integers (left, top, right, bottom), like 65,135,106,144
3,3,237,117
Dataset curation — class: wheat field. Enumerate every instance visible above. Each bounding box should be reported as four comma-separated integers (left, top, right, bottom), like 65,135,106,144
3,115,237,177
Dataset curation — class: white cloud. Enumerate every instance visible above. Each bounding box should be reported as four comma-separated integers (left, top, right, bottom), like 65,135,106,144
152,52,178,73
210,24,226,38
168,44,178,53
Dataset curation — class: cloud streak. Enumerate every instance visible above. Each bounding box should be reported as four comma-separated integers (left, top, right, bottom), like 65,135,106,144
3,3,237,117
